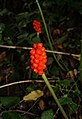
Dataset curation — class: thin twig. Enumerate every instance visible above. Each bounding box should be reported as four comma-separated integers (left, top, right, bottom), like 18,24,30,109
0,79,55,89
0,45,80,58
46,50,80,58
0,109,38,116
0,45,32,50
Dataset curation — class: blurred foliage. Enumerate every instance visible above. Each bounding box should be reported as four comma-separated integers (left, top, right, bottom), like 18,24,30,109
41,109,54,119
2,112,25,119
0,96,20,107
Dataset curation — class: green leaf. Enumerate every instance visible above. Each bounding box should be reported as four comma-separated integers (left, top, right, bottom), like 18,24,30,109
57,79,73,87
41,109,54,119
59,96,72,105
50,65,59,76
0,9,8,16
68,101,78,113
0,23,5,32
16,12,29,21
59,96,78,113
17,33,28,39
17,33,29,44
2,112,23,119
32,72,38,78
26,84,36,92
0,97,20,107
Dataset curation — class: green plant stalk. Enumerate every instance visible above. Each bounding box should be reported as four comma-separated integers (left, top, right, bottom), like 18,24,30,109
80,39,82,85
37,32,39,39
36,0,65,71
42,73,69,119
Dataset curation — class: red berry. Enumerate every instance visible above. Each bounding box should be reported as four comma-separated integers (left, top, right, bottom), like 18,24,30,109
36,49,42,54
30,55,35,60
34,59,39,63
37,43,43,48
33,44,37,48
38,70,43,75
33,20,41,26
42,58,47,63
30,48,35,55
33,63,38,68
37,66,43,70
42,64,46,69
34,54,39,59
38,63,44,68
30,59,33,63
33,20,42,33
43,55,47,59
41,47,46,52
39,56,43,61
33,68,38,73
42,52,46,57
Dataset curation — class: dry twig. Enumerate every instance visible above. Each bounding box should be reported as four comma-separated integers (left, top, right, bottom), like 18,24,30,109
0,45,80,58
0,109,38,116
0,79,55,89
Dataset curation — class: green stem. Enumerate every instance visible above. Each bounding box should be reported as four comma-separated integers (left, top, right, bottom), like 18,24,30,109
80,39,82,86
37,32,39,39
42,73,69,119
36,0,66,71
36,32,41,42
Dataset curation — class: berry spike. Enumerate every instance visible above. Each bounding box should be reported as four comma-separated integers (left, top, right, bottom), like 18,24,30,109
30,43,47,75
33,20,42,34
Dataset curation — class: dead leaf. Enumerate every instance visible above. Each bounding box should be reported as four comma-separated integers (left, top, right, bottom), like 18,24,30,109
39,99,45,110
56,43,64,49
66,69,77,79
0,52,6,62
0,76,5,82
53,29,60,36
23,90,43,101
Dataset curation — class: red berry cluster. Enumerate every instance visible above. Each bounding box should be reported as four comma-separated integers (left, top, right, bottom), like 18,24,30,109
33,20,42,34
30,43,47,75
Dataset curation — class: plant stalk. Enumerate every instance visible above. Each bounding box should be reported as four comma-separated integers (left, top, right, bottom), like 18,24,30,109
80,39,82,86
36,0,65,71
42,73,69,119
